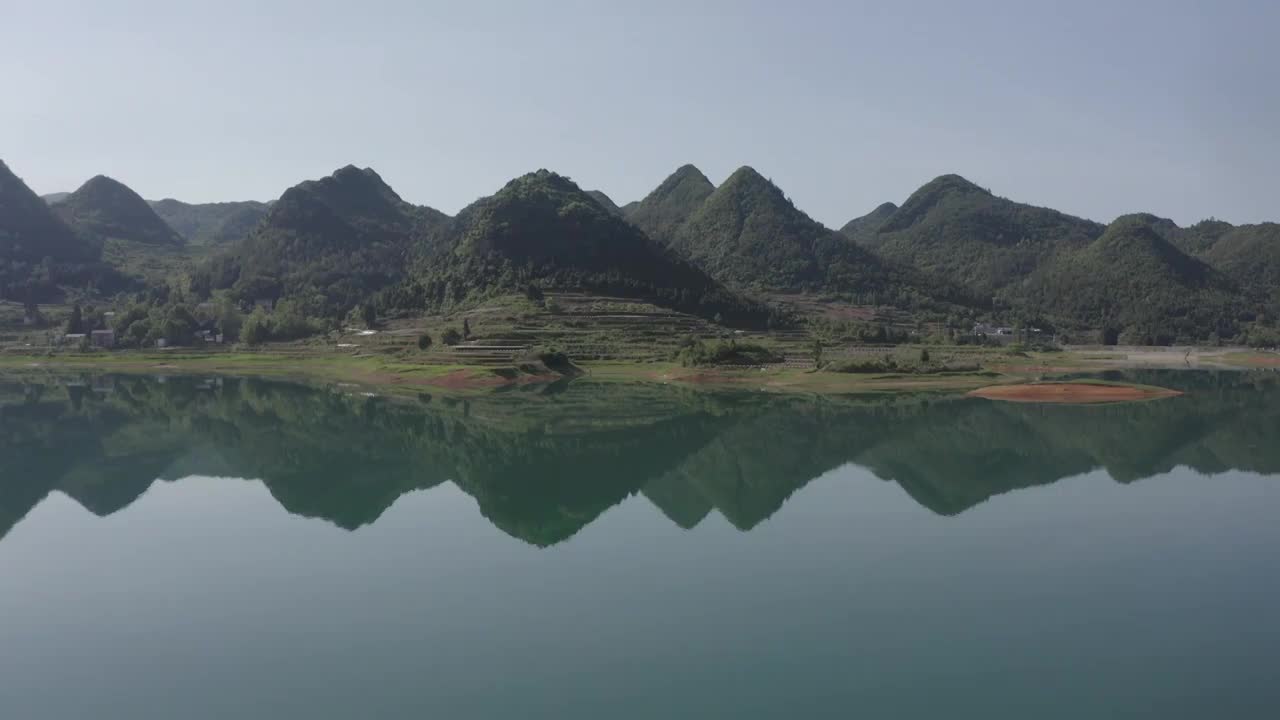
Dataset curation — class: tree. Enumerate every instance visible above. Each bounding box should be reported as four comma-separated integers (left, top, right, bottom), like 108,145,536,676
361,302,377,328
919,348,931,363
417,333,433,351
242,308,271,346
462,317,471,340
217,298,244,341
162,305,198,345
65,303,84,334
441,327,462,345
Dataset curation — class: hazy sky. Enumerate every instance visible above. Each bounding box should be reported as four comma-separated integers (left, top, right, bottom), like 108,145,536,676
4,0,1277,227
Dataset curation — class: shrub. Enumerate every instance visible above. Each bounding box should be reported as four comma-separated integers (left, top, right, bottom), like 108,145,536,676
241,308,271,346
441,327,462,345
677,339,782,367
417,333,433,351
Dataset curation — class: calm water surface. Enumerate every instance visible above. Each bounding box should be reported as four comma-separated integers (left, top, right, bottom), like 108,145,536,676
1,370,1278,718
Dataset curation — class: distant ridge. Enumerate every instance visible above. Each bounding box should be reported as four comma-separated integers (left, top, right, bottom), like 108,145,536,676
151,198,270,247
839,201,898,244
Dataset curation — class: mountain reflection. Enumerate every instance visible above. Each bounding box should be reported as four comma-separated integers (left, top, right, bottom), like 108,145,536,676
1,370,1277,546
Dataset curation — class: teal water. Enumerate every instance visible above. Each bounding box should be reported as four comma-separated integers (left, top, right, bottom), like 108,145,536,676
1,370,1278,718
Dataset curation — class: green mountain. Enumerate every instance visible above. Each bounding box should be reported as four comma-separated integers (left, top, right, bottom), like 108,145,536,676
624,164,715,245
388,169,776,327
150,198,270,247
866,174,1105,294
1201,223,1280,301
838,201,898,244
1,160,96,263
666,166,968,307
1015,215,1242,342
196,165,447,315
1125,213,1237,255
0,160,131,301
54,175,183,246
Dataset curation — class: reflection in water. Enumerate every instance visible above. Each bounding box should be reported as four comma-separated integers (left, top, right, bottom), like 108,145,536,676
2,370,1278,546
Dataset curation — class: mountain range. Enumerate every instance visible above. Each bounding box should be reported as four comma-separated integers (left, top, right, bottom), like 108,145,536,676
5,157,1278,342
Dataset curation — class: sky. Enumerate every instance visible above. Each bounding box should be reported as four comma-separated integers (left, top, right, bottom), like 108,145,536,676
3,0,1278,227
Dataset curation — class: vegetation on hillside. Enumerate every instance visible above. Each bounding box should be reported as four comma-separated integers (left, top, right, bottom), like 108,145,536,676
668,167,975,309
1015,215,1245,343
191,166,448,318
54,175,183,246
866,174,1105,294
624,164,715,245
838,201,898,244
378,169,783,328
0,161,135,302
151,198,270,247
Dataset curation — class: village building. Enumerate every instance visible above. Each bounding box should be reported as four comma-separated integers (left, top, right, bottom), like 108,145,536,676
90,329,115,349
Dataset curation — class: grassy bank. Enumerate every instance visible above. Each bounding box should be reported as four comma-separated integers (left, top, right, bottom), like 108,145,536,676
0,345,1107,397
0,345,1019,394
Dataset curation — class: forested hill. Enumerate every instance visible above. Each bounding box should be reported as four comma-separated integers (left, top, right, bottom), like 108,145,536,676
861,174,1105,294
665,166,972,308
0,161,135,302
378,169,778,327
54,175,183,246
150,198,270,247
1200,223,1280,304
623,164,716,246
1014,215,1243,343
1,160,96,262
193,165,448,316
1115,213,1280,305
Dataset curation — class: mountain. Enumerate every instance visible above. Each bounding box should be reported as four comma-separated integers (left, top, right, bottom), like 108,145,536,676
1124,213,1237,255
666,166,968,307
391,169,776,327
0,161,133,301
1015,215,1241,342
839,201,898,244
624,164,715,245
866,174,1105,294
150,198,270,248
196,165,446,315
1200,223,1280,300
0,160,96,263
41,192,70,205
585,190,623,217
54,175,182,246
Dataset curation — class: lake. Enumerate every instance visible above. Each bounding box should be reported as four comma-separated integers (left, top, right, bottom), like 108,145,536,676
1,370,1278,718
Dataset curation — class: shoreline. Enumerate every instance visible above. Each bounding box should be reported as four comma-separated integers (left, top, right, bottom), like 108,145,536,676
2,346,1271,398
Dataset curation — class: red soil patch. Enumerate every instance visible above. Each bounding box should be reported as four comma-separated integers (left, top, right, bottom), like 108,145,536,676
1240,355,1280,367
968,382,1181,404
